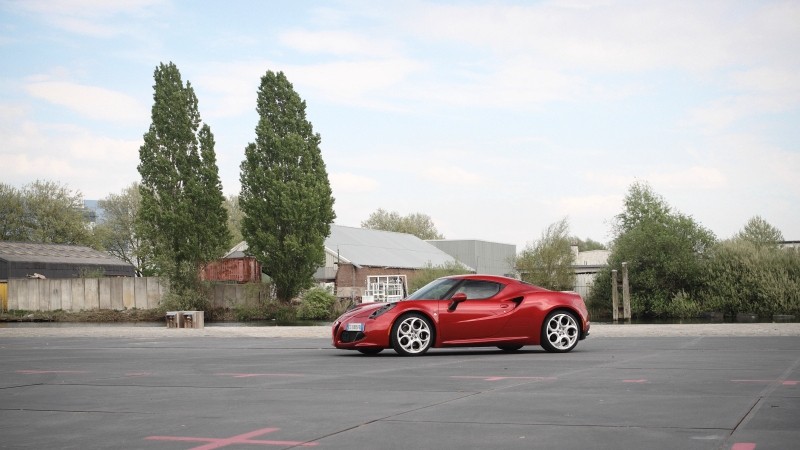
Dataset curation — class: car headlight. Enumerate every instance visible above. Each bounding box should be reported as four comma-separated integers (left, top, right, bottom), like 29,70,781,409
369,303,396,319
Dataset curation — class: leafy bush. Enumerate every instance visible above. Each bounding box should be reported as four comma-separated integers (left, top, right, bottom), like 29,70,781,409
297,287,336,320
699,241,800,317
159,284,211,313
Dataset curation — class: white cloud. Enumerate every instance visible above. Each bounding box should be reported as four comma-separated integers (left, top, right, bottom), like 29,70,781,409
330,172,379,194
13,0,165,38
279,29,401,58
196,57,425,116
420,166,487,186
648,166,727,190
405,2,800,73
25,80,148,123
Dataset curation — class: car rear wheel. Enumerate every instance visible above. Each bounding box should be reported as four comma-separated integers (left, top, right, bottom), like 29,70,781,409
357,348,383,355
391,313,433,356
497,345,524,352
541,310,580,353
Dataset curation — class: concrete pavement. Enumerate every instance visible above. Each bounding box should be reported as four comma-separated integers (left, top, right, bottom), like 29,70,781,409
0,324,798,449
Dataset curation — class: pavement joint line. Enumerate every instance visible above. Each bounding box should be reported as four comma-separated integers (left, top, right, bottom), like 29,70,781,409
721,352,800,449
381,418,734,431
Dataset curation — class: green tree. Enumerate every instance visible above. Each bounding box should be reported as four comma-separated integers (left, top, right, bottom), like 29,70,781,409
733,215,783,248
223,194,244,248
0,183,26,241
700,240,800,317
95,183,153,276
240,70,336,302
137,62,230,300
573,237,607,252
0,180,93,245
361,208,444,240
516,218,576,290
589,181,716,317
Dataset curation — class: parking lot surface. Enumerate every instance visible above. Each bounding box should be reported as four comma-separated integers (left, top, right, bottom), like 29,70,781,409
1,325,798,449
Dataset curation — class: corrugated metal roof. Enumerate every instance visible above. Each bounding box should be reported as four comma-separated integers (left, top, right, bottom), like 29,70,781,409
226,225,466,270
0,241,132,267
325,225,461,269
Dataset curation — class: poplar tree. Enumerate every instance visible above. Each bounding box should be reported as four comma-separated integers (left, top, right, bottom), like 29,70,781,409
240,71,335,302
137,62,230,301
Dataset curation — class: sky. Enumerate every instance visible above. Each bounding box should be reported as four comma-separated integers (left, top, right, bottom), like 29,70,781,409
1,0,798,250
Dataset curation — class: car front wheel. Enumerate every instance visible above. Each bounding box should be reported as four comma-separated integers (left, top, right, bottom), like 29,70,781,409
541,310,580,353
391,313,433,356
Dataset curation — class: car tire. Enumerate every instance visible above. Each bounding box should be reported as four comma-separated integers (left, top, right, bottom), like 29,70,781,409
497,344,524,352
357,348,384,355
540,310,580,353
391,313,434,356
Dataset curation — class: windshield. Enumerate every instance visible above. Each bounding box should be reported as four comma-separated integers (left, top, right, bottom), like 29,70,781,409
405,278,461,300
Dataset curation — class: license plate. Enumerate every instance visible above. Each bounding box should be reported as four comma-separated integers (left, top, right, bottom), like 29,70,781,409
346,323,364,332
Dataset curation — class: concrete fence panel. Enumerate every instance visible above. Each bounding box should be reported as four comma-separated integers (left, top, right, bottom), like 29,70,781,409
122,278,135,309
6,278,264,313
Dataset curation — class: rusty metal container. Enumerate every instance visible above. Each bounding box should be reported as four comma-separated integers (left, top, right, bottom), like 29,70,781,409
200,258,261,283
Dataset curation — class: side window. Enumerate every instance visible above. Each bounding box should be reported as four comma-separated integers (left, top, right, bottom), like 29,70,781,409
454,280,502,300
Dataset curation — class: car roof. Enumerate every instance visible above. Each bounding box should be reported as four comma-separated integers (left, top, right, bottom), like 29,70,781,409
443,274,548,290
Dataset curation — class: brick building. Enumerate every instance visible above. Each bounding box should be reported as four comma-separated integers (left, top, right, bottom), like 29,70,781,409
316,225,467,301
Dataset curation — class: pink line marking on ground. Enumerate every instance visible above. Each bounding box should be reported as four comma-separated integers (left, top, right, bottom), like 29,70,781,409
146,426,318,449
451,376,557,382
732,379,798,385
731,443,756,450
16,370,88,374
214,373,304,378
622,379,648,383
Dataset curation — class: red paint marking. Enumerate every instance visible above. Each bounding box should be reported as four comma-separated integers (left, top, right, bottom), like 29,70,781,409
732,379,798,385
215,373,304,378
17,370,88,374
146,426,317,449
731,443,756,450
451,376,557,382
623,379,648,383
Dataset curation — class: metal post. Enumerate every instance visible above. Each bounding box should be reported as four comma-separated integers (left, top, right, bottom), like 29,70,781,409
622,262,631,320
611,270,619,321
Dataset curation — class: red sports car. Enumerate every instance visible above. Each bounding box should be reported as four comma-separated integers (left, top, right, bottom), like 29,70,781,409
332,274,590,356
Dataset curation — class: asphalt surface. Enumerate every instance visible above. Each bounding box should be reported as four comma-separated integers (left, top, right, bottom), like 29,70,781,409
1,327,798,449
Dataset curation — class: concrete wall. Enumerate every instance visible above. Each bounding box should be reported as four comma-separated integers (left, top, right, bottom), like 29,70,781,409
2,278,261,312
6,278,166,311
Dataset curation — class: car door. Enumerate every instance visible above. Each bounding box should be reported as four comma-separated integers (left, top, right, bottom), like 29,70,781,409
437,280,513,343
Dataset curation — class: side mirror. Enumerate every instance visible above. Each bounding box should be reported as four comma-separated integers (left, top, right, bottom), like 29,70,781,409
448,292,467,311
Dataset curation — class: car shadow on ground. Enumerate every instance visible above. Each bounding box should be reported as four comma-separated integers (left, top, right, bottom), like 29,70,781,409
335,347,551,357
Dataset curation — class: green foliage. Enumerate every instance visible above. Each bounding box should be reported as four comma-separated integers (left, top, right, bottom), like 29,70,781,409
95,183,154,276
409,261,472,293
574,237,607,251
297,287,336,320
733,215,784,248
223,195,244,248
1,180,93,246
699,241,800,317
517,218,576,290
361,208,444,240
239,70,336,302
137,62,230,294
78,267,105,278
588,181,716,318
159,281,212,313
